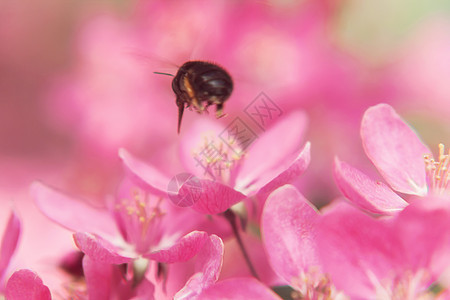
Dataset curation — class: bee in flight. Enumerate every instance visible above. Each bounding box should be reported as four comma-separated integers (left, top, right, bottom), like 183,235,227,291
155,61,233,133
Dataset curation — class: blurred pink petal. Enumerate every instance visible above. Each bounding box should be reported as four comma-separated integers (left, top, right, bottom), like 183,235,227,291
5,269,51,300
361,103,429,196
0,211,21,281
198,277,281,300
333,157,408,215
145,231,208,263
175,235,223,299
262,185,320,284
31,182,117,236
73,232,133,264
184,180,246,215
118,148,171,197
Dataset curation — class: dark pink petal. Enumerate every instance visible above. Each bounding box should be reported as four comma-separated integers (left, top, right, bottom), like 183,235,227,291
316,204,401,298
261,185,320,284
180,179,246,215
198,278,281,300
31,182,117,236
0,211,21,280
5,269,51,300
333,157,408,215
175,235,224,299
73,232,133,264
119,148,171,197
361,103,430,196
236,111,308,193
145,231,209,263
83,255,113,300
255,142,311,200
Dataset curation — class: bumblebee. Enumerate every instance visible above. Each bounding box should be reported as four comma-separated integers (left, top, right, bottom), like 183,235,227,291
156,61,233,133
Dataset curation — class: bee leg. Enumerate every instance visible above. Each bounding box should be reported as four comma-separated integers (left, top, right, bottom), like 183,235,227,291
216,104,227,119
177,102,185,134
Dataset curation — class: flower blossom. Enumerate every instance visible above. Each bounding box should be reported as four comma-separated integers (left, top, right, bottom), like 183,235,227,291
263,184,450,299
120,111,310,215
31,178,217,298
334,103,449,215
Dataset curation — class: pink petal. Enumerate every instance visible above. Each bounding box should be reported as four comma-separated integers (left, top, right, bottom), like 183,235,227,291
179,118,226,177
394,196,450,277
316,204,401,298
198,278,281,300
0,211,21,280
361,103,430,196
261,185,321,284
175,235,224,299
255,142,311,200
119,148,171,197
333,157,408,215
31,182,118,236
73,232,133,264
5,269,51,300
180,179,246,215
83,255,113,300
145,231,209,263
236,111,308,193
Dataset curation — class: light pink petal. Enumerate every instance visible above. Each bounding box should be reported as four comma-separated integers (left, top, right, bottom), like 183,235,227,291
0,211,21,280
316,204,401,298
145,231,209,263
73,232,133,264
180,179,246,215
83,255,113,300
31,182,118,236
361,103,430,196
261,185,320,284
175,235,224,300
119,148,171,197
333,157,408,215
236,111,308,193
198,278,281,300
255,142,311,199
394,196,450,277
179,118,226,177
5,269,51,300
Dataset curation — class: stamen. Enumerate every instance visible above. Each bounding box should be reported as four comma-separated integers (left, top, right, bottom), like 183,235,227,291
192,134,244,183
290,267,346,300
115,187,166,252
424,143,449,195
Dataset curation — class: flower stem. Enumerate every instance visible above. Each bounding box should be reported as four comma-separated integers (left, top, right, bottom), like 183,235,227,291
223,209,259,280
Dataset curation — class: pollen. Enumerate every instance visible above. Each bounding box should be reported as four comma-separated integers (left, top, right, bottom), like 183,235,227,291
192,134,244,183
424,143,449,195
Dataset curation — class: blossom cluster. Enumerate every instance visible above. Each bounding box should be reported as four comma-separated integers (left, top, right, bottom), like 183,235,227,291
1,1,450,300
1,103,449,299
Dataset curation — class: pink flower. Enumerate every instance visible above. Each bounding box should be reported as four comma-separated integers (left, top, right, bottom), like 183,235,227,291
262,184,450,299
0,211,21,287
334,103,449,215
31,179,213,292
316,196,450,299
120,111,311,215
